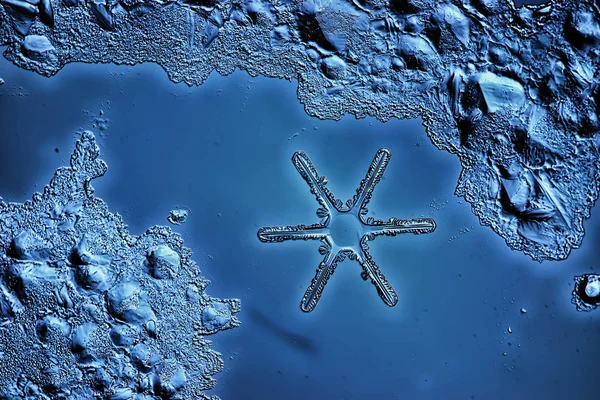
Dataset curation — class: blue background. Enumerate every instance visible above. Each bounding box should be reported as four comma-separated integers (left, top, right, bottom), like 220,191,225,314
0,43,598,400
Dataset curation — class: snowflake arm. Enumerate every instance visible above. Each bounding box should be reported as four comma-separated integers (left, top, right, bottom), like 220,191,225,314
292,151,342,216
257,223,328,243
300,248,341,312
356,241,398,307
348,148,391,215
364,217,437,238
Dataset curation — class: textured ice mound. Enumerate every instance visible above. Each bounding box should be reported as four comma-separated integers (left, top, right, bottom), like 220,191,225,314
1,0,599,261
0,132,240,399
167,208,189,226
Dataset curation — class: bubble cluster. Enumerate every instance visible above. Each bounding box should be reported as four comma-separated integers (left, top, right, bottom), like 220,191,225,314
0,132,240,399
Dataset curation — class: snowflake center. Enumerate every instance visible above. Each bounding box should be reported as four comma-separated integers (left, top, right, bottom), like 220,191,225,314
328,212,364,247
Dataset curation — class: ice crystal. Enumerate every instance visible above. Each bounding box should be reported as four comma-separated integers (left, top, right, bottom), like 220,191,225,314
258,149,436,312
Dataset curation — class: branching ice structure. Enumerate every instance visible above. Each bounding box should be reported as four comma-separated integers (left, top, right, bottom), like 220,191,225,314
2,0,597,262
0,132,240,399
258,149,436,312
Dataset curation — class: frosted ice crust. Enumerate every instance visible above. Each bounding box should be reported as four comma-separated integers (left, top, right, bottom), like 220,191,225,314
0,131,240,399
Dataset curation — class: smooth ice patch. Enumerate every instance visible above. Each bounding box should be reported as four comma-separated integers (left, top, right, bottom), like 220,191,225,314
328,212,364,248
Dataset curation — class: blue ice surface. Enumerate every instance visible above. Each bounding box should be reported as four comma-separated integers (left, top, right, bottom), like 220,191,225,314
0,55,598,399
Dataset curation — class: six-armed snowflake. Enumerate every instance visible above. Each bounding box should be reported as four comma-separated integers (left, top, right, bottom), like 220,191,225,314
258,149,437,312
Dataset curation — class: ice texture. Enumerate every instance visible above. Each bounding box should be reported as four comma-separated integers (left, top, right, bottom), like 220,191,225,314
0,0,598,263
167,208,189,225
0,132,240,399
258,149,436,312
572,273,600,312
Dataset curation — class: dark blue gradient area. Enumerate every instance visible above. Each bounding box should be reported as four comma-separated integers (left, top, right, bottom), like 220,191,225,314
0,56,598,400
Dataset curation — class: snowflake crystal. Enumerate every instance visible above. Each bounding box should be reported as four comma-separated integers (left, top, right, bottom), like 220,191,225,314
258,149,436,312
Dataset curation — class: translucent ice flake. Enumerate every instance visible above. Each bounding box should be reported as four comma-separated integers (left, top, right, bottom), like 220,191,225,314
1,0,596,261
258,149,436,312
0,132,240,399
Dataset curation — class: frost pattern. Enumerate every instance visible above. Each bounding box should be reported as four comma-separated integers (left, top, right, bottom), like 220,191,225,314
0,132,240,399
0,0,599,261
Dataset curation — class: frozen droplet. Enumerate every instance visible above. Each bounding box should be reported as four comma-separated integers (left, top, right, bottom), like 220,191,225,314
200,302,232,333
130,343,161,372
168,208,189,225
146,245,180,279
72,322,97,353
320,56,347,80
21,35,55,61
109,324,138,348
585,279,600,298
145,320,157,338
106,281,156,325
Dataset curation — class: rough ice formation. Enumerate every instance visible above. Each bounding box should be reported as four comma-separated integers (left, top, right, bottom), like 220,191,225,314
0,132,240,399
0,0,599,261
167,208,189,226
258,149,436,312
572,273,600,312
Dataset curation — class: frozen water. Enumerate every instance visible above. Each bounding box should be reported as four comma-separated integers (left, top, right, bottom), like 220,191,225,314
328,212,364,247
1,0,597,261
585,279,600,298
0,132,240,399
1,60,599,399
147,244,181,279
258,148,436,312
168,208,189,225
22,34,53,54
572,273,600,312
477,72,525,113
